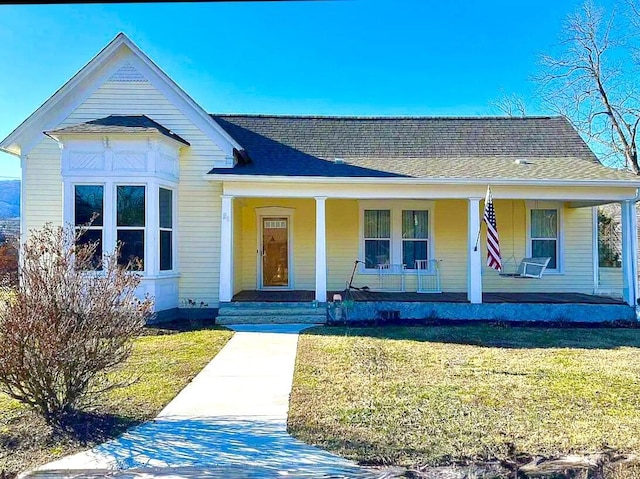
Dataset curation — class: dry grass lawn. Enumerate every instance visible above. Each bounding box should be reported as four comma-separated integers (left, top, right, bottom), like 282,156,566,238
289,325,640,469
0,324,233,477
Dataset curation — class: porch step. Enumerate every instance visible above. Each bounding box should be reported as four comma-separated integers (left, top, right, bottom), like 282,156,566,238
216,302,327,325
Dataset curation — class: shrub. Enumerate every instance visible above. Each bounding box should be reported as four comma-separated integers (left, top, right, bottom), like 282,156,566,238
0,240,19,285
0,223,153,426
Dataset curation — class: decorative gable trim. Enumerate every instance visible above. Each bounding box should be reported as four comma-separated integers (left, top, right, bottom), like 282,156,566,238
108,61,148,83
0,33,241,161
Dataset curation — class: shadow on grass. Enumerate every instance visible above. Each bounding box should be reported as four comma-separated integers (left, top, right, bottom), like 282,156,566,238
302,322,640,350
142,320,226,336
0,409,141,478
0,410,140,451
53,411,141,445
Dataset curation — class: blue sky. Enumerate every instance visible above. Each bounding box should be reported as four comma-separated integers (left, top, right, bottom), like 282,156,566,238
0,0,586,179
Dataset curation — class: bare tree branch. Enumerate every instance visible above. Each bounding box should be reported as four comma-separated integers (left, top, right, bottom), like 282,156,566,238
539,0,640,173
491,90,528,117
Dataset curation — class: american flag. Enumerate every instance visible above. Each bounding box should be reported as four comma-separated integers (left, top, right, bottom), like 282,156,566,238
483,186,502,271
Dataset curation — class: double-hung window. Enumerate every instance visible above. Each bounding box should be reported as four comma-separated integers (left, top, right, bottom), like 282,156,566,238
159,187,173,271
364,210,391,269
529,208,559,270
402,210,429,268
361,202,433,271
117,185,146,270
74,185,104,269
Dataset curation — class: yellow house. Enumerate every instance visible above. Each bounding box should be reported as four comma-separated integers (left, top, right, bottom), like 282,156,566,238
2,33,640,323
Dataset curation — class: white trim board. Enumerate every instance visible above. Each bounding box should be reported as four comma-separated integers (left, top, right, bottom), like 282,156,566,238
220,180,639,202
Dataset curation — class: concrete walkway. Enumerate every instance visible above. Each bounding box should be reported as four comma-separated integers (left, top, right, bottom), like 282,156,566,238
28,324,377,478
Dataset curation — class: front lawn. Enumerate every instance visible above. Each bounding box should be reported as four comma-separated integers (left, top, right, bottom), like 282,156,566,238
0,324,233,477
289,325,640,470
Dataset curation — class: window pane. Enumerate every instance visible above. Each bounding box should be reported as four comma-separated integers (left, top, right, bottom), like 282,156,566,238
364,210,390,238
402,210,428,239
365,239,390,268
76,229,102,270
160,230,172,271
159,188,172,229
403,240,428,267
75,185,103,226
531,209,557,238
117,186,145,227
532,239,557,269
117,230,144,270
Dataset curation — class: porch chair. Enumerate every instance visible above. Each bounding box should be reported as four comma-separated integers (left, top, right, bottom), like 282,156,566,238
376,263,406,292
415,259,442,293
500,257,551,279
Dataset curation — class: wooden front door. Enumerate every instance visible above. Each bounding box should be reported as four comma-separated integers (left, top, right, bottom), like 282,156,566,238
261,217,289,288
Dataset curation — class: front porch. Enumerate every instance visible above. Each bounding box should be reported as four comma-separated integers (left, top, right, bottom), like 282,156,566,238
229,290,634,323
231,289,626,305
217,187,640,320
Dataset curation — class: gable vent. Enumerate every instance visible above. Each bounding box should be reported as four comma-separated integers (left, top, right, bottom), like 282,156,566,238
108,61,148,83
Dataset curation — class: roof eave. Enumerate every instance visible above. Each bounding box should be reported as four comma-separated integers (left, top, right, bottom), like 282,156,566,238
45,130,190,148
203,173,640,189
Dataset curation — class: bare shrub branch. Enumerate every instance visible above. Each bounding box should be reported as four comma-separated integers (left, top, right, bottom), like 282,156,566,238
0,223,153,426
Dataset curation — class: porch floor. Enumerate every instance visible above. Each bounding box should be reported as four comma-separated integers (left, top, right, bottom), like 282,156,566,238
231,290,626,305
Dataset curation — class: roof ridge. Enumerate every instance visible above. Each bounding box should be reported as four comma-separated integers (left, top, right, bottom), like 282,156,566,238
210,113,561,121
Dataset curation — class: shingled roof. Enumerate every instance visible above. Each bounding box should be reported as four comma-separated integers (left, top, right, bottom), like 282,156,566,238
47,115,190,146
209,115,639,182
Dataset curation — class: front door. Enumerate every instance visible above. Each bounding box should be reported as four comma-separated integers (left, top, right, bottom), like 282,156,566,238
261,217,289,288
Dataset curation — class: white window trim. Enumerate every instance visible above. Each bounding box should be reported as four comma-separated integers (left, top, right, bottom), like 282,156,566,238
158,184,177,274
66,177,179,278
358,200,435,274
255,206,295,290
72,183,106,270
525,201,564,274
115,183,148,273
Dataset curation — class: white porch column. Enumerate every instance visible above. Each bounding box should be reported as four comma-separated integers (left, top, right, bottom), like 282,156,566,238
621,200,638,307
468,197,483,304
315,196,327,303
219,195,234,303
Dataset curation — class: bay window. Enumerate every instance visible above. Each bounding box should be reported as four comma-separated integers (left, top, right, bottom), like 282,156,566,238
74,185,104,269
159,187,173,271
117,185,146,270
70,182,175,275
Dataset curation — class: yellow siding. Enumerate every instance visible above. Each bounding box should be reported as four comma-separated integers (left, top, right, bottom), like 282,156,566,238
434,200,468,292
483,202,595,293
24,138,63,233
327,199,359,291
326,199,469,293
598,267,623,293
233,200,243,295
237,198,316,291
25,78,227,306
232,198,597,295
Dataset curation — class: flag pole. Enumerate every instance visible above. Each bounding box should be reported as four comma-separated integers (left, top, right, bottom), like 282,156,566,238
473,225,481,252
